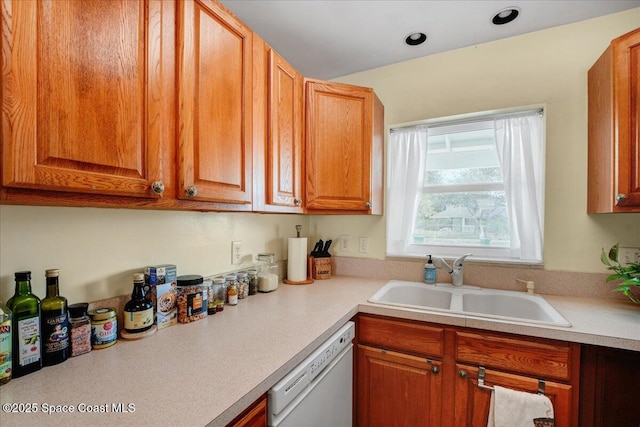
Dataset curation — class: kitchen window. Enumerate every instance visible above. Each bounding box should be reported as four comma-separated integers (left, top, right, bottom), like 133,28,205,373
386,109,545,263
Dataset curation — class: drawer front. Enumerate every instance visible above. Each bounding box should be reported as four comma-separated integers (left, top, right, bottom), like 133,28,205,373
455,331,574,381
358,315,444,358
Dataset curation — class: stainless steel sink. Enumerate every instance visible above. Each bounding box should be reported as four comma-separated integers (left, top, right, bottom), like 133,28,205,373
368,280,571,327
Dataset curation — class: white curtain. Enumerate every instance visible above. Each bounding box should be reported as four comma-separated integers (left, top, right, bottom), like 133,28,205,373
386,126,428,256
494,112,545,262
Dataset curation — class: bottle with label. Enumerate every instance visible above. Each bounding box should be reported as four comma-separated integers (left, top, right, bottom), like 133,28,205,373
41,269,70,366
123,273,154,333
227,282,238,306
6,271,42,378
0,297,12,385
424,255,437,284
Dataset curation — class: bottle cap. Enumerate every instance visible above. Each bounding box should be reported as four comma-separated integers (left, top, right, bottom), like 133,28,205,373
68,302,89,318
15,271,31,281
133,273,145,282
45,269,60,277
177,275,204,286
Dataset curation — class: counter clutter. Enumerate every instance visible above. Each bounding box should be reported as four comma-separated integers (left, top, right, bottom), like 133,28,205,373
0,258,281,387
1,276,640,427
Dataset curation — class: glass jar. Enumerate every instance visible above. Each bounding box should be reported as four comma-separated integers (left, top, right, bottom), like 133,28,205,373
256,253,280,292
237,271,249,299
68,303,91,357
247,268,258,295
224,273,238,303
212,276,226,312
204,279,216,315
176,275,207,323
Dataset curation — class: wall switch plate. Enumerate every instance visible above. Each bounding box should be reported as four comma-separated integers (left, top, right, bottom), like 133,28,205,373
359,237,369,253
232,241,242,265
340,235,350,252
618,247,640,266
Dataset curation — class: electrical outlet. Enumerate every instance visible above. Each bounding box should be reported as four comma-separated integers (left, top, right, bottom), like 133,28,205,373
340,235,350,252
232,241,242,265
359,237,369,253
618,247,640,266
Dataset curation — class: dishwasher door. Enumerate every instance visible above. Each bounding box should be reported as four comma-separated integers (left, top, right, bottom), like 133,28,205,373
268,323,354,427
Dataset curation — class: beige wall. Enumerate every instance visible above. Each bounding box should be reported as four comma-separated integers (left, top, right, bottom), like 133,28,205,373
1,9,639,304
313,8,640,272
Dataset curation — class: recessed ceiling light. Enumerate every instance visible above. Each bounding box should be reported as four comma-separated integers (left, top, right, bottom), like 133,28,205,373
405,31,427,46
492,7,520,25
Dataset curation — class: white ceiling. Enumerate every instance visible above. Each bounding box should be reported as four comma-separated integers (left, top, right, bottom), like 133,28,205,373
221,0,640,79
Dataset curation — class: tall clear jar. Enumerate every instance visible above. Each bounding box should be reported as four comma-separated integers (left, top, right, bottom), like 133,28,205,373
247,269,258,295
224,273,238,303
212,276,226,312
256,253,280,292
237,271,249,299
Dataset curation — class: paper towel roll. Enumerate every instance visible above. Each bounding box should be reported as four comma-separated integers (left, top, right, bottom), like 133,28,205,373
288,237,308,282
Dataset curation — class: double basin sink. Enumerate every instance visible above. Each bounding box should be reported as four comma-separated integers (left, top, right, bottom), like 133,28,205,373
368,280,571,327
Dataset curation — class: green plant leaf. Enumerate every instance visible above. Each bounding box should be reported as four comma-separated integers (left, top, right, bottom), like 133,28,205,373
601,248,612,267
608,243,620,263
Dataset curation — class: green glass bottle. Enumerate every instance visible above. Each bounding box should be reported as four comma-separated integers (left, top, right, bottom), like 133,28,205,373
0,297,12,385
41,269,69,366
6,271,42,377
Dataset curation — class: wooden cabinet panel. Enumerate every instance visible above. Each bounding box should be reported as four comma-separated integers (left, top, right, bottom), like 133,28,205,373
455,330,577,382
304,79,383,213
226,394,267,427
2,0,170,198
455,364,575,427
580,345,640,427
588,27,640,212
252,35,303,213
357,344,442,427
177,0,252,207
358,314,444,358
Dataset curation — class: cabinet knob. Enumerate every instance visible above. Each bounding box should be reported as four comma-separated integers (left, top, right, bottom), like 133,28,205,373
458,370,468,379
616,193,628,203
295,198,302,206
431,366,440,374
151,181,165,195
185,186,198,197
365,201,372,209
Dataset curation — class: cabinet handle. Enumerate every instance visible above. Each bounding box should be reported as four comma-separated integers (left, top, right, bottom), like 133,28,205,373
295,199,302,206
616,193,628,203
431,366,440,374
185,186,198,197
151,181,165,195
458,370,468,379
365,201,372,209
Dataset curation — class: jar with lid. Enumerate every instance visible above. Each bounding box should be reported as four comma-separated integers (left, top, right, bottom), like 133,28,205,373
68,303,91,357
227,282,238,306
204,279,216,315
176,275,207,323
212,276,226,312
237,271,249,299
224,273,238,304
247,269,258,295
88,308,117,349
256,253,280,292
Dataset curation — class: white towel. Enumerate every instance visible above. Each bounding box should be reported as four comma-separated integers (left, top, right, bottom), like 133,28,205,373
487,385,554,427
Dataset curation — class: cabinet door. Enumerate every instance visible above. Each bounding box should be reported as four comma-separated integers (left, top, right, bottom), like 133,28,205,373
2,0,169,198
252,36,303,212
226,394,267,427
455,364,575,427
357,344,442,427
177,0,252,207
588,27,640,212
305,79,383,213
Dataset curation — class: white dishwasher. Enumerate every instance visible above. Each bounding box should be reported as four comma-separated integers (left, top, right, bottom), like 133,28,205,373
268,321,355,427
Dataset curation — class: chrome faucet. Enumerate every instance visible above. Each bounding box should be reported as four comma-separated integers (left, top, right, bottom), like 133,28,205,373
432,254,472,286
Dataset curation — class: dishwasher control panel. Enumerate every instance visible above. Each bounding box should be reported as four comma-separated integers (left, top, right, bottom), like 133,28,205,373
309,323,354,381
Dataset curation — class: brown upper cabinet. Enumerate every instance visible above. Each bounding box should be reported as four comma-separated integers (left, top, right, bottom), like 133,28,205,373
304,79,384,214
177,0,253,209
588,27,640,213
252,35,304,213
1,0,173,200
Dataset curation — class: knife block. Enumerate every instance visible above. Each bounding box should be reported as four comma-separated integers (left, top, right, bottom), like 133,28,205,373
311,256,331,280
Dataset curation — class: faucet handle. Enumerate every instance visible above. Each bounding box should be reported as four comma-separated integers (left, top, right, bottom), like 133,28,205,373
453,253,472,267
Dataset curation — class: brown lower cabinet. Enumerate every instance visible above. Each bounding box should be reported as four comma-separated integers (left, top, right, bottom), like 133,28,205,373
226,394,267,427
355,314,580,427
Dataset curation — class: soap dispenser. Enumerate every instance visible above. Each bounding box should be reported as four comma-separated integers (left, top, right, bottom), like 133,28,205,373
424,255,437,284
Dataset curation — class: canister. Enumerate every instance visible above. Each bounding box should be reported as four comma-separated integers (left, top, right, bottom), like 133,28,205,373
88,308,117,349
176,275,207,323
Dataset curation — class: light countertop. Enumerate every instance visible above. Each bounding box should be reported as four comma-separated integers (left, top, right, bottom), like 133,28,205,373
1,276,639,427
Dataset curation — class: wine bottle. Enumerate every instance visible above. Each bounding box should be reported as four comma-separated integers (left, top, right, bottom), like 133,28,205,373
6,271,42,377
41,269,70,366
0,297,12,385
123,273,154,333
